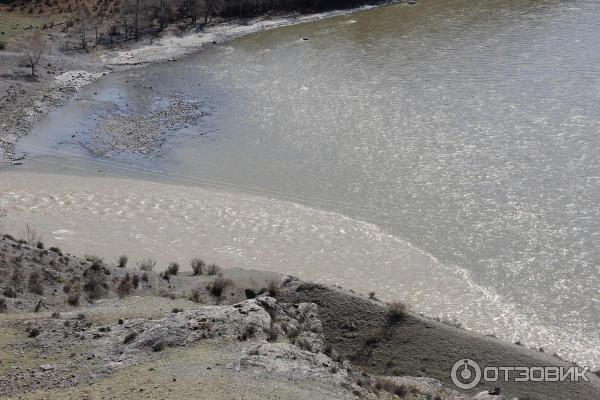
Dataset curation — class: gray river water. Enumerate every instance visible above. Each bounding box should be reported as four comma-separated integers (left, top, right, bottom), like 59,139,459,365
8,0,600,366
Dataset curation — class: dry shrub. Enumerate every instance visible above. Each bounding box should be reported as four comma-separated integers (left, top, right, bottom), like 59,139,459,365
286,327,300,342
206,263,220,275
158,289,176,299
266,278,280,297
385,301,408,325
49,246,62,255
239,324,257,341
62,278,76,293
323,342,340,362
28,271,44,295
3,286,17,298
266,322,280,342
116,274,132,298
67,285,81,305
27,326,41,338
207,277,232,298
166,262,179,276
83,263,108,301
190,288,203,303
365,330,384,345
7,266,24,295
117,255,128,268
132,274,140,288
152,340,166,352
191,258,205,275
374,378,418,398
295,336,313,352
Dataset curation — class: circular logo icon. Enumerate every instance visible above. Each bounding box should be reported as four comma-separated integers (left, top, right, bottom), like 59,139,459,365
451,359,482,390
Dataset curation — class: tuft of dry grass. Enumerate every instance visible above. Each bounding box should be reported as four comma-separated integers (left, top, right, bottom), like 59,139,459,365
137,258,156,272
20,224,41,245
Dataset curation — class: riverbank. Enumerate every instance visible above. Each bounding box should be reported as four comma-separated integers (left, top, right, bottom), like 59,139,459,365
2,168,598,372
1,234,599,399
0,4,383,165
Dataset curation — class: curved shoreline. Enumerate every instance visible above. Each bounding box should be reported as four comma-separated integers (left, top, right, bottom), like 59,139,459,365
0,2,394,165
1,168,598,369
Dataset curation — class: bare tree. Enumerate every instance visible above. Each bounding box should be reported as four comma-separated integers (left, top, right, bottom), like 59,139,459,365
123,0,148,40
133,0,141,39
159,0,169,30
92,12,104,47
204,0,224,24
23,32,44,78
78,3,91,50
121,9,130,40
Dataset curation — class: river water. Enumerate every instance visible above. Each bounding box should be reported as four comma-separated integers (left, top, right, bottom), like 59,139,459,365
4,0,600,367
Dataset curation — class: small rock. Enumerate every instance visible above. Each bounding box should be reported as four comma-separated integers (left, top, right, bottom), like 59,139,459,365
40,364,55,372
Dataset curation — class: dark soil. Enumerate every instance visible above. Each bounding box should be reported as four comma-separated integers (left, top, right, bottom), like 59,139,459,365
280,281,600,400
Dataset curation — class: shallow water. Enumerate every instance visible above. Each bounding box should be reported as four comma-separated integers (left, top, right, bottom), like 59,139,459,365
7,0,600,366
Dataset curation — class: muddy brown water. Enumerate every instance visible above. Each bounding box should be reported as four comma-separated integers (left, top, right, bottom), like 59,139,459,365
5,0,600,368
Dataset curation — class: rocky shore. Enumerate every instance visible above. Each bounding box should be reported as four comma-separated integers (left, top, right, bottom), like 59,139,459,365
1,234,599,399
